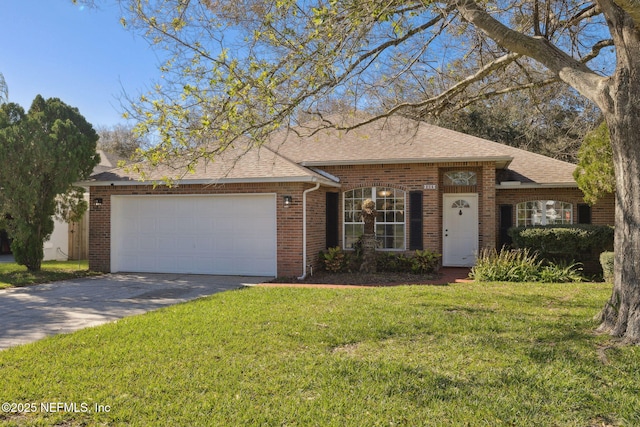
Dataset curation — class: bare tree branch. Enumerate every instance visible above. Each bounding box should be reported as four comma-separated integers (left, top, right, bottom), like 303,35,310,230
0,73,7,104
451,0,606,102
313,51,523,132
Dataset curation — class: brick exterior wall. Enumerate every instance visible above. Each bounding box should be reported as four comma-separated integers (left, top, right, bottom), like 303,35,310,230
305,187,329,277
321,161,497,263
495,187,615,227
89,165,615,277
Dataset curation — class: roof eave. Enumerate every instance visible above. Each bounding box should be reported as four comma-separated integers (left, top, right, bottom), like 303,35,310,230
80,175,342,188
496,182,579,189
300,156,513,168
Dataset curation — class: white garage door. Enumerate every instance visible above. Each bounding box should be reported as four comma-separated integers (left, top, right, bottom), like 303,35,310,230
111,194,277,276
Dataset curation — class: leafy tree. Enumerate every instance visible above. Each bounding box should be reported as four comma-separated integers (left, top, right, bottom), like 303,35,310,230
118,1,640,342
0,95,99,271
574,122,615,204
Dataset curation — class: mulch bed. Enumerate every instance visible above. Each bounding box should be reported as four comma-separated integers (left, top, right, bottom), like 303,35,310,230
269,271,443,286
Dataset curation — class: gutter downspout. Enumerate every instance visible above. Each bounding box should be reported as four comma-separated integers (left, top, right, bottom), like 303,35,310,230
297,182,321,280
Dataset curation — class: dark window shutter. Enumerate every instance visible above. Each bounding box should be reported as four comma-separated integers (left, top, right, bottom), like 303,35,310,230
577,203,592,224
499,205,513,248
326,192,339,248
409,191,423,250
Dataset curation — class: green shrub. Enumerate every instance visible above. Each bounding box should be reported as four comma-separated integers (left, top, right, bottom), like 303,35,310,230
320,246,349,273
471,248,541,282
470,247,582,283
375,250,441,274
508,224,613,277
600,251,614,283
538,261,584,283
322,248,442,275
509,224,614,255
376,252,412,273
360,250,442,274
411,249,441,274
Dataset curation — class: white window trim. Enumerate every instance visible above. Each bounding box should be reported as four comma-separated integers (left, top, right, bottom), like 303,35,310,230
343,187,406,251
516,200,573,227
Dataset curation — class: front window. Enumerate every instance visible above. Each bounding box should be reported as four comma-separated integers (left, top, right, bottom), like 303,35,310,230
344,187,405,250
516,200,573,226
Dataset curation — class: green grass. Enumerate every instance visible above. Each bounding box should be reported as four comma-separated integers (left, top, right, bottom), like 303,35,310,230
0,260,96,289
1,281,638,426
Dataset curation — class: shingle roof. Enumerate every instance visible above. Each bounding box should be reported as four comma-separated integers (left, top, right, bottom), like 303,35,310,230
91,150,128,175
88,145,340,186
88,114,578,187
493,144,578,185
266,114,577,186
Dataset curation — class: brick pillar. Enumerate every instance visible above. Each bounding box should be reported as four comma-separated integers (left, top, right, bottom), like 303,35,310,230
88,188,111,273
480,163,496,250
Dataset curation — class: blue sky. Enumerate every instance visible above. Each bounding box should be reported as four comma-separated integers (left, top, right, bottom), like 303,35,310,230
1,1,162,128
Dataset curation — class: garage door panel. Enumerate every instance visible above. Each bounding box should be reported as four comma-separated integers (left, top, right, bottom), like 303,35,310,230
193,237,213,251
248,237,276,253
174,215,196,232
135,255,163,272
211,221,227,233
234,235,257,251
235,197,268,213
174,255,203,272
214,229,234,240
156,217,175,230
252,216,275,229
111,195,277,276
175,236,198,251
156,236,174,249
120,218,141,235
250,258,276,272
139,237,160,252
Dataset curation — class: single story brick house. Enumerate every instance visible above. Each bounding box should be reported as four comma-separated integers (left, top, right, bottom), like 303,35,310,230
83,115,614,278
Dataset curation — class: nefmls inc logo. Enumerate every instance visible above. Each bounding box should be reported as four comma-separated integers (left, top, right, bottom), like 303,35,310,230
40,402,90,413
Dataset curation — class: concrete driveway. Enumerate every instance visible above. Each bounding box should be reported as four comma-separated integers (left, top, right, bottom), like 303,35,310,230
0,273,269,351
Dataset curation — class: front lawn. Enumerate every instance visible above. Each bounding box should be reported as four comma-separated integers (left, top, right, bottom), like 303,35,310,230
1,281,638,426
0,260,96,289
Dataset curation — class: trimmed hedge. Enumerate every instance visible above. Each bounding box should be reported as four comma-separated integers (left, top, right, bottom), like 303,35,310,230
508,224,614,254
319,248,441,274
508,224,614,278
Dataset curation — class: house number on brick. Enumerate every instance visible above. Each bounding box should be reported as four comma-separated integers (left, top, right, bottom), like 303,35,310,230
424,184,437,190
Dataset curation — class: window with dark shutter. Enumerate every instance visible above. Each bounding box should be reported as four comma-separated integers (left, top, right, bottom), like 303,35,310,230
326,192,339,248
577,203,592,224
409,191,423,250
499,204,513,248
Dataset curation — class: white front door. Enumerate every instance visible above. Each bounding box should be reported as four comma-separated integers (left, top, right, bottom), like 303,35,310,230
443,194,479,267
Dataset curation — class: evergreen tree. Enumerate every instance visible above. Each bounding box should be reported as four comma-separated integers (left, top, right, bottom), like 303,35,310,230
0,95,99,271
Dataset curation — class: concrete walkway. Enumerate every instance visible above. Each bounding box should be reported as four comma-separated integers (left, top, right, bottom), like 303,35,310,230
0,273,269,351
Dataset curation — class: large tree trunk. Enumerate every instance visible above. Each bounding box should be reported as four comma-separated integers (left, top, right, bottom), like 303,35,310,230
596,83,640,343
455,0,640,343
592,1,640,343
